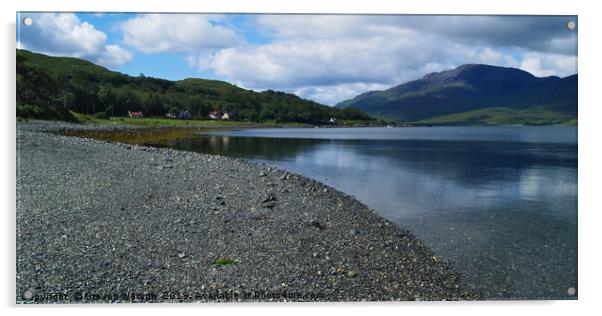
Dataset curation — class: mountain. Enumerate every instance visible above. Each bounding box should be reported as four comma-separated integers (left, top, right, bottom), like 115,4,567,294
16,49,372,124
336,64,577,125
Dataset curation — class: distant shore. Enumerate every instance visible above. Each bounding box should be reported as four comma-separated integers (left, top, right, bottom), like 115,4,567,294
16,120,476,302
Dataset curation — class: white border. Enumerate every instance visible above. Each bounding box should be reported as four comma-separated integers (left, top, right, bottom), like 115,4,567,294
2,0,600,315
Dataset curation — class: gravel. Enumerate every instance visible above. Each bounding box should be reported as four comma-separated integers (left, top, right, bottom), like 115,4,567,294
16,120,477,303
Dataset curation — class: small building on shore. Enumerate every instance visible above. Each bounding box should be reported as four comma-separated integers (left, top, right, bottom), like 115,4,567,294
221,112,230,120
167,110,191,119
208,111,221,120
128,111,144,118
178,111,191,119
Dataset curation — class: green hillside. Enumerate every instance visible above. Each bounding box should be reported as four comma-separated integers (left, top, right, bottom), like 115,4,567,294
414,107,576,126
336,64,577,125
16,49,373,124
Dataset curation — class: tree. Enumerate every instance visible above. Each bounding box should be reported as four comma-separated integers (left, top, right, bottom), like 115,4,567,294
144,93,165,116
97,86,116,114
16,49,376,123
16,65,60,107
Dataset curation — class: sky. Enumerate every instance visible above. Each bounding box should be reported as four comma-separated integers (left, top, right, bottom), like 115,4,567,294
17,13,577,105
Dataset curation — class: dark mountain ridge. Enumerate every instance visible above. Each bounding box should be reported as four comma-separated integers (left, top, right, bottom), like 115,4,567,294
336,64,577,125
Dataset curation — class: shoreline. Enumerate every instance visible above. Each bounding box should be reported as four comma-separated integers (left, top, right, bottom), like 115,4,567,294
16,120,477,302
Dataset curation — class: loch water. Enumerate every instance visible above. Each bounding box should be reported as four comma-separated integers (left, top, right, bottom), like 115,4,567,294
155,126,578,299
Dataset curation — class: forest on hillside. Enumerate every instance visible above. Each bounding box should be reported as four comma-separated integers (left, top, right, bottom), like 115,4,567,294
16,49,373,124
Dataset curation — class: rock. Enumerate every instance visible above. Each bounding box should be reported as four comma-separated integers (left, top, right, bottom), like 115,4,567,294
346,271,357,278
261,194,277,203
252,213,267,220
309,220,326,230
22,289,34,300
261,201,276,209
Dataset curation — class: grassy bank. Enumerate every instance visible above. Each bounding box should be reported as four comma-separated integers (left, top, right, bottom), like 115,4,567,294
62,126,211,146
413,107,577,126
19,110,380,129
17,103,79,122
70,112,312,128
60,113,384,146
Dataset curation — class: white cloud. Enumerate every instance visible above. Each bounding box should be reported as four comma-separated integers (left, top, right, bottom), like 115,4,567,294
189,28,538,104
519,52,577,77
256,15,370,39
19,13,132,68
194,33,458,90
256,15,577,55
97,44,134,67
476,47,520,67
25,13,106,57
184,15,577,105
119,14,240,53
22,14,576,105
293,83,390,106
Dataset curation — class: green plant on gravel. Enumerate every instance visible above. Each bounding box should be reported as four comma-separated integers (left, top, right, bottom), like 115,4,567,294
215,258,238,266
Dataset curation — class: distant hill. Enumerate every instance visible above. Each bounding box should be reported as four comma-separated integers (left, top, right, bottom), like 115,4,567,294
16,49,372,124
336,64,577,125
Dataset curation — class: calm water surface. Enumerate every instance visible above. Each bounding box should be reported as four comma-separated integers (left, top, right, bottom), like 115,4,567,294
156,126,578,299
